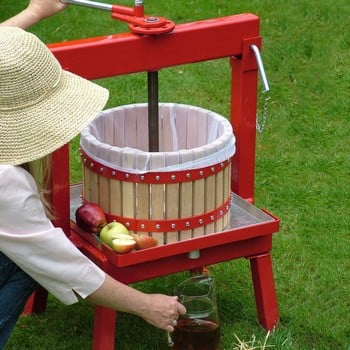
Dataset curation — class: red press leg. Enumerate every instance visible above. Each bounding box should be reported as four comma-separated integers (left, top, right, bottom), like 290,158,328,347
249,252,279,330
92,306,117,350
23,286,48,315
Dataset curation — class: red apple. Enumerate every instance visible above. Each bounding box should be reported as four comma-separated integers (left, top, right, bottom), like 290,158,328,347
132,234,158,250
75,202,107,233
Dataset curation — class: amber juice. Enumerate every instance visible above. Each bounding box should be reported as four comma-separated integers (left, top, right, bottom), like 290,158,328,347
172,318,220,350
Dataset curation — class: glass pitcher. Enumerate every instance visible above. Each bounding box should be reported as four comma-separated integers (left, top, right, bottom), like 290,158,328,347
171,275,220,350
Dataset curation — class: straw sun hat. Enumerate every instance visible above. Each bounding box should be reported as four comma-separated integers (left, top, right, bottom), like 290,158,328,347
0,26,109,165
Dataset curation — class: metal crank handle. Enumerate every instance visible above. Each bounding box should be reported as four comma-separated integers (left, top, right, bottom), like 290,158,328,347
250,44,270,93
60,0,112,11
59,0,174,35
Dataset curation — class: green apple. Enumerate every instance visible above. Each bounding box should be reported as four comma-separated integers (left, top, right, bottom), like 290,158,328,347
99,221,130,247
111,237,136,254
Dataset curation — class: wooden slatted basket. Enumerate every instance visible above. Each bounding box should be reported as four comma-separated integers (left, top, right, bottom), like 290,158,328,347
80,103,235,245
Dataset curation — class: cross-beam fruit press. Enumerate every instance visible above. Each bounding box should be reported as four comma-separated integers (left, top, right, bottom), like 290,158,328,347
25,1,280,349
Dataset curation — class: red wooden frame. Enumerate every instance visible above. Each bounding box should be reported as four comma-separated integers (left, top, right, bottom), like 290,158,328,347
25,14,279,350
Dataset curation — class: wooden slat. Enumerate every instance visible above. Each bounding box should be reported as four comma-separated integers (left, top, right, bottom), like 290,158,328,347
121,149,136,234
136,104,149,152
113,108,125,147
89,170,99,204
135,152,150,235
204,144,217,235
214,161,224,232
124,105,138,149
192,147,206,238
82,163,91,202
109,149,122,217
159,104,176,152
179,150,194,240
164,152,180,243
222,163,231,229
150,153,165,244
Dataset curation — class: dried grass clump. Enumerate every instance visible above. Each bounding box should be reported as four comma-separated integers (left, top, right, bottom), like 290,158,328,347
233,331,274,350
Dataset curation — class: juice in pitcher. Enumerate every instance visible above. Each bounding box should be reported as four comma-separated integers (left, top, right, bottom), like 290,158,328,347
171,275,220,350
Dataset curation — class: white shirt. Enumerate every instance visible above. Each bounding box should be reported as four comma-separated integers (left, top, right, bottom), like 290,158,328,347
0,165,105,305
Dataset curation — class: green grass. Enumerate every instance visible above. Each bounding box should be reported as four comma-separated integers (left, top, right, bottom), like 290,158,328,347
1,0,350,349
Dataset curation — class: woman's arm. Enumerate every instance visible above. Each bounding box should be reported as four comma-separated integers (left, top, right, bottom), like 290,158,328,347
0,166,186,332
87,274,186,332
0,0,67,29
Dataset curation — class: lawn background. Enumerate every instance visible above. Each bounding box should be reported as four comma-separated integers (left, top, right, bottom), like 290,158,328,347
1,1,349,349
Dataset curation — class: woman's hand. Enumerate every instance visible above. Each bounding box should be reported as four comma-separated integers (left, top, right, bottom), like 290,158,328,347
0,0,67,29
27,0,67,22
87,274,186,333
138,294,186,332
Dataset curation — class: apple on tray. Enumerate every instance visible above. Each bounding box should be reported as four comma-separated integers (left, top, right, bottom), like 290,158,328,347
99,221,130,247
99,222,158,253
132,234,158,250
75,202,107,234
111,235,136,254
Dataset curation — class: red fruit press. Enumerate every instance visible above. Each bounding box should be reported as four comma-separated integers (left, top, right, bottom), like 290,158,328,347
25,1,280,349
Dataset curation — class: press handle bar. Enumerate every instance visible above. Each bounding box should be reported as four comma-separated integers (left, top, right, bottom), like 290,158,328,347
60,0,112,11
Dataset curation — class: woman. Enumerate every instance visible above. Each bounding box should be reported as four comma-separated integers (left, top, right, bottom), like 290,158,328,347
0,5,185,348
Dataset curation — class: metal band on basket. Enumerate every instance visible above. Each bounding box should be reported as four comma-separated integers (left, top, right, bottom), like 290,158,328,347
80,149,231,184
104,196,231,232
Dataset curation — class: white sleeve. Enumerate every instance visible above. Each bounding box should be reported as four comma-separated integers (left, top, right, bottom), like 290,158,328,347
0,166,105,305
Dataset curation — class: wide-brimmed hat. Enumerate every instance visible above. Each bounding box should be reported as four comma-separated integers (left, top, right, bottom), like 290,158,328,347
0,26,109,165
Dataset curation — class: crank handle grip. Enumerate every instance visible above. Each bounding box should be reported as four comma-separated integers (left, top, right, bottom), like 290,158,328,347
60,0,112,11
250,44,270,93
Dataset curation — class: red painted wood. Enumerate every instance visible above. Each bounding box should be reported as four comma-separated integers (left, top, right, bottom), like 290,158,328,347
51,144,70,235
48,14,260,80
249,253,279,330
92,307,117,350
23,286,48,315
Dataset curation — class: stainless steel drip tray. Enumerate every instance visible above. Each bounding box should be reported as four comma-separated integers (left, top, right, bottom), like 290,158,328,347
70,183,274,229
226,193,274,229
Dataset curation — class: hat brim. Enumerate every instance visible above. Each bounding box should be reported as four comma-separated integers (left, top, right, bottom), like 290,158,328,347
1,70,109,165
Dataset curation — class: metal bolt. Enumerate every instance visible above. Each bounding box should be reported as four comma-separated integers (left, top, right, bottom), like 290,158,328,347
155,224,160,229
125,173,129,179
125,222,130,227
199,170,204,176
140,175,145,181
140,224,145,229
171,223,176,229
155,175,160,181
171,175,176,180
145,16,159,23
186,173,191,179
112,171,116,176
